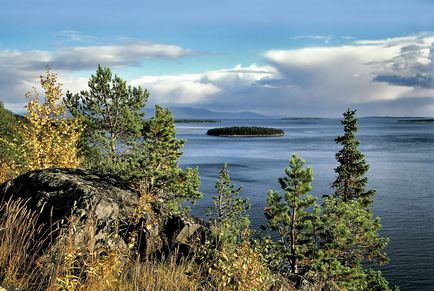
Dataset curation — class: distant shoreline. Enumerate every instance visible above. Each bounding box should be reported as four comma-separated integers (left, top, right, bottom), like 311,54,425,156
175,119,221,123
281,117,326,120
397,119,434,124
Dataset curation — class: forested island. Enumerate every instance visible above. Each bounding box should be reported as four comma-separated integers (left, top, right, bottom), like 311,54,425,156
397,118,434,123
207,126,284,137
0,66,394,290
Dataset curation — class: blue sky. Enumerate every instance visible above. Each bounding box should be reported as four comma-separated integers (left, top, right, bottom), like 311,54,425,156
1,0,434,116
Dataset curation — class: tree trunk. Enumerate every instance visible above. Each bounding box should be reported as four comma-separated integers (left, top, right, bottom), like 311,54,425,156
110,135,117,164
290,207,298,274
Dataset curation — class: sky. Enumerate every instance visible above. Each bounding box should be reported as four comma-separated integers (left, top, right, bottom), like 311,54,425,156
0,0,434,117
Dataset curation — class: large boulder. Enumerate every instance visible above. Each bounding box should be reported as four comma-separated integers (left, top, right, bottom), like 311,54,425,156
0,168,206,255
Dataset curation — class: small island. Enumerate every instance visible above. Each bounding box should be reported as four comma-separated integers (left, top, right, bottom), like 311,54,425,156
207,126,284,137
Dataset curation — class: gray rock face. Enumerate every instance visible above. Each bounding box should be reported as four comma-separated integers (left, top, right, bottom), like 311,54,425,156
0,168,206,255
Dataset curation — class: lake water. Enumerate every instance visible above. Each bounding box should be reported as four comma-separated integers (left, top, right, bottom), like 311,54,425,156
177,118,434,290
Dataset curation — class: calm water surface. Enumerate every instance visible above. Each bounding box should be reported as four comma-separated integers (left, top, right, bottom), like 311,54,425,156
177,118,434,290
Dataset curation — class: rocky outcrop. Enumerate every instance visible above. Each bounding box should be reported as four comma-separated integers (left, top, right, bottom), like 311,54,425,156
0,168,207,255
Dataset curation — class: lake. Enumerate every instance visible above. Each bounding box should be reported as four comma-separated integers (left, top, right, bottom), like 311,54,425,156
177,117,434,290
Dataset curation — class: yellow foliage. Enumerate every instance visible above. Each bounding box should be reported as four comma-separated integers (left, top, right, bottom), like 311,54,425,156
210,230,276,291
45,215,124,291
128,181,157,225
0,161,17,184
7,69,83,175
52,247,123,291
0,196,280,290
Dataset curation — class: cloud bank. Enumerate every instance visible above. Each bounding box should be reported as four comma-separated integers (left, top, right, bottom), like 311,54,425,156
131,33,434,116
1,33,433,116
0,40,195,111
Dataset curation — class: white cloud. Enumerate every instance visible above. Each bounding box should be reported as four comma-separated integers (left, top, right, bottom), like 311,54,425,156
0,40,195,110
56,30,97,44
55,42,195,69
290,35,333,43
258,34,434,115
132,74,221,104
130,64,278,105
1,33,433,117
263,44,414,104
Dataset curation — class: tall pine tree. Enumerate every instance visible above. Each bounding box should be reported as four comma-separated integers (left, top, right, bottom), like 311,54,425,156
65,65,149,174
264,154,321,275
332,108,375,207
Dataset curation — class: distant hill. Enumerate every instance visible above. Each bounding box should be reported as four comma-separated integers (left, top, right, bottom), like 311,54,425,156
281,117,326,120
145,106,273,119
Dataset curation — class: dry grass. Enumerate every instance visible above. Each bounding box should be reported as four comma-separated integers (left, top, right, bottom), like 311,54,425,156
0,199,204,290
0,198,47,289
120,255,204,291
0,198,285,291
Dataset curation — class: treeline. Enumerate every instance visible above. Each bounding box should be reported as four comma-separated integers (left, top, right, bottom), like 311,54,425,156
207,126,284,136
0,66,395,290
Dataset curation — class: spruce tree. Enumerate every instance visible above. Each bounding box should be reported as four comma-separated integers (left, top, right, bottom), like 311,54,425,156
314,197,389,289
314,109,390,289
332,108,375,207
264,154,321,275
65,65,149,174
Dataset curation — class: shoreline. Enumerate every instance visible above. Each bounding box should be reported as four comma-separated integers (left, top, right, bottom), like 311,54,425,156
207,134,284,137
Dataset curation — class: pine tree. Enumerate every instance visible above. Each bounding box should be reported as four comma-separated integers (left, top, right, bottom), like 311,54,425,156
207,164,250,244
134,105,201,212
264,154,321,275
65,65,149,174
332,109,374,207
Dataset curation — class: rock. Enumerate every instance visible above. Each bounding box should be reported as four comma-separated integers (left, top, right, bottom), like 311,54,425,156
0,286,22,291
0,168,207,256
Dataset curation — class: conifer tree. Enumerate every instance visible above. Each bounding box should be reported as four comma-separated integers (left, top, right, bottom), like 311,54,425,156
1,69,83,177
204,165,274,290
65,65,149,173
207,164,250,244
264,154,321,274
314,109,390,289
134,105,201,212
314,196,389,289
332,108,374,207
